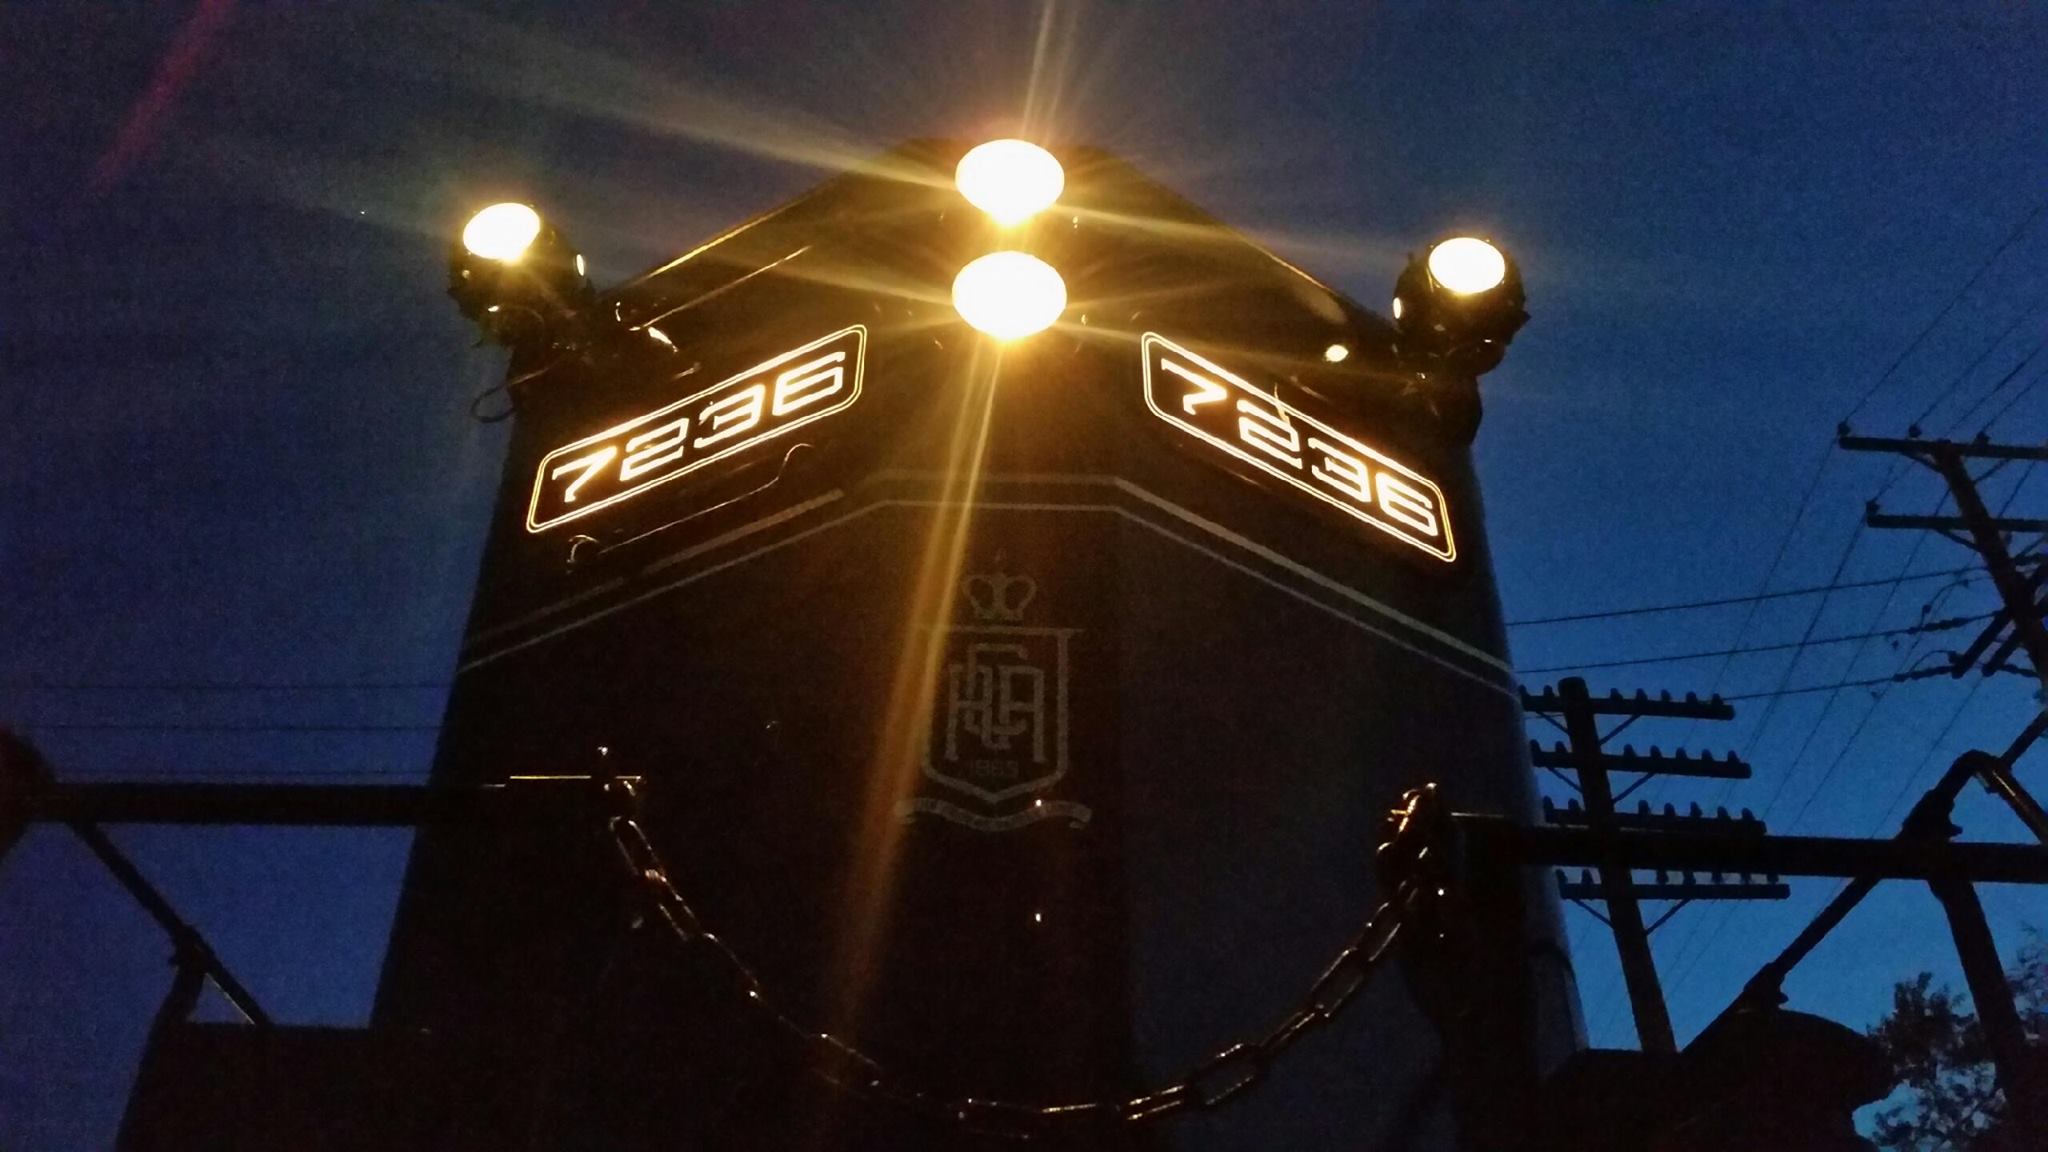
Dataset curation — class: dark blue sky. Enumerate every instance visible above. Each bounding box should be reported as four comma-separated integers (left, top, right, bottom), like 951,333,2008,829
5,4,2047,1147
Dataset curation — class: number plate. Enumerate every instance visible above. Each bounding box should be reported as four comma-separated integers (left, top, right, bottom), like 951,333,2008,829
1141,333,1455,562
527,325,866,532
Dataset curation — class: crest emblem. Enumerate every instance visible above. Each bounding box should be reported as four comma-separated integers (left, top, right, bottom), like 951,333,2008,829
898,564,1093,832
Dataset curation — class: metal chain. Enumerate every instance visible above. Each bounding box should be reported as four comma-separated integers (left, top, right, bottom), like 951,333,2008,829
601,781,1442,1139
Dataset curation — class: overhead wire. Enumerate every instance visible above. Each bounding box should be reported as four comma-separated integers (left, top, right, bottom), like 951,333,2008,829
1562,196,2046,1052
1905,301,2048,433
1505,567,1977,627
1514,613,1983,676
1977,353,2048,436
1573,516,1875,1043
1868,320,2048,508
1778,568,1987,834
1840,196,2048,427
1861,455,2047,835
1742,495,1968,821
1658,434,1972,1007
1661,463,2026,1008
1941,332,2048,438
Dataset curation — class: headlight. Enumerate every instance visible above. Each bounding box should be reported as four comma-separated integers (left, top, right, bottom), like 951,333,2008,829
1424,237,1508,296
952,251,1068,340
448,201,591,347
1391,234,1528,377
461,202,543,263
954,139,1065,227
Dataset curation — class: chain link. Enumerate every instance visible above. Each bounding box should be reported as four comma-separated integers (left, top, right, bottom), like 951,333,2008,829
599,782,1443,1139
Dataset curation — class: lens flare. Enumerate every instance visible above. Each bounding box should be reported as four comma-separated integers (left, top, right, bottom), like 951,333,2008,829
952,252,1067,340
462,202,543,262
1426,237,1508,295
954,139,1065,227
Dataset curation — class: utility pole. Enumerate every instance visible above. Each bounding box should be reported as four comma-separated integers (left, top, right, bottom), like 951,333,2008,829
1522,678,1785,1055
1841,430,2048,1132
1841,433,2048,695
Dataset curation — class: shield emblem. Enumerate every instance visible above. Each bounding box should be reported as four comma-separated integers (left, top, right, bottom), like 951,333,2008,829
899,568,1093,831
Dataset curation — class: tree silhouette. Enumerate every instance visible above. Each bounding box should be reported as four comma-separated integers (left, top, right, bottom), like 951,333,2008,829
1866,934,2045,1151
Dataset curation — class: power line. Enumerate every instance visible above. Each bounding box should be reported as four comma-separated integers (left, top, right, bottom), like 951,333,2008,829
1722,519,1872,795
1771,541,1970,834
1668,438,1840,770
1842,196,2048,426
1653,655,1958,1008
1909,301,2048,431
1846,456,2048,835
1943,331,2048,438
1871,328,2048,507
1979,354,2048,436
1505,567,1980,627
1721,667,1951,702
1515,614,1983,676
1867,678,1997,834
1726,488,1955,810
1651,524,1963,1003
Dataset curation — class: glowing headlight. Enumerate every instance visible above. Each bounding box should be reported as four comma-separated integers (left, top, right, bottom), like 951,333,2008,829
1425,237,1508,296
462,203,543,263
952,252,1067,340
1388,232,1528,395
954,140,1065,227
449,201,592,347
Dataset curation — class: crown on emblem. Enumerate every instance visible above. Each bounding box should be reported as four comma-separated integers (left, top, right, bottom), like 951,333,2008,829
961,567,1036,622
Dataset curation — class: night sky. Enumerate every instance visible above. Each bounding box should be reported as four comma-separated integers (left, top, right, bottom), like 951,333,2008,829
6,4,2048,1147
